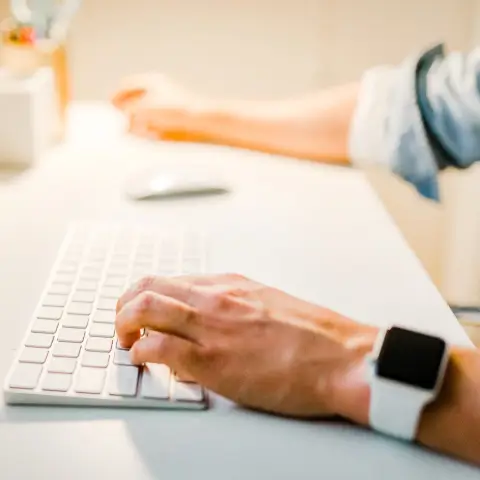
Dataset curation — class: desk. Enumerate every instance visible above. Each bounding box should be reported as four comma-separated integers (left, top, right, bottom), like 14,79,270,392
0,104,477,479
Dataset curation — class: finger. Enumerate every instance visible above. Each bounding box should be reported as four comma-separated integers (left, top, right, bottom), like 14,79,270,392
117,276,196,313
115,291,201,348
112,87,147,110
111,73,155,109
131,333,206,382
117,273,250,313
129,332,201,373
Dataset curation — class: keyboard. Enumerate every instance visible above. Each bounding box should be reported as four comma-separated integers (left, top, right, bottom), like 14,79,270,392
3,223,208,410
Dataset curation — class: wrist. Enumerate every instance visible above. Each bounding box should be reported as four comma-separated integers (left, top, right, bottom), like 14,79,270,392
330,326,377,426
182,99,233,141
334,338,480,465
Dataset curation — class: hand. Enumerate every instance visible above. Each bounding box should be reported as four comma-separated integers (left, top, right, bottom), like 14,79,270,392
116,274,377,418
111,73,208,141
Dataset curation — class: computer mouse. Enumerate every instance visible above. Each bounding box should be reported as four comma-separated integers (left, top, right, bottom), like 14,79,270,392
124,168,230,201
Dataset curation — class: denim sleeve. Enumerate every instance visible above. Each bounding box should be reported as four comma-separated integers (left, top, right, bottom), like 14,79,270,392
349,44,480,201
417,46,480,172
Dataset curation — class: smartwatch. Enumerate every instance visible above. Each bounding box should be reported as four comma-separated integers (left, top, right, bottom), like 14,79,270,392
366,326,449,441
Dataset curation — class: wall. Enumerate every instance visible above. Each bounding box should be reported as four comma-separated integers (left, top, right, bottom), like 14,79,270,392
1,0,479,303
66,0,473,99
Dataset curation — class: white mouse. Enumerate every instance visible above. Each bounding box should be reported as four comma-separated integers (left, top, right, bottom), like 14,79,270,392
124,168,230,201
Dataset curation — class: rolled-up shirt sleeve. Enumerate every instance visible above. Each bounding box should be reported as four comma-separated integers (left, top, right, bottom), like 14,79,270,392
348,44,480,201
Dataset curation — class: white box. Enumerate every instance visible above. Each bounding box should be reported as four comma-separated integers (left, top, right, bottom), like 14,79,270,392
0,68,55,167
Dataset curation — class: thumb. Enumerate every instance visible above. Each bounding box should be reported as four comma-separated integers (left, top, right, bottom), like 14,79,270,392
130,332,202,375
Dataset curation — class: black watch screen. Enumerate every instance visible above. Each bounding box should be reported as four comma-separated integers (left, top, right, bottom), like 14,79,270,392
376,326,447,390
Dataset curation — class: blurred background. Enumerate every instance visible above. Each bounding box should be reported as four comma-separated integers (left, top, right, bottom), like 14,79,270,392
1,0,480,320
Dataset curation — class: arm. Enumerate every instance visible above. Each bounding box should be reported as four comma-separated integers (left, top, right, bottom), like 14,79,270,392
115,274,480,466
335,345,480,465
112,75,359,165
114,45,480,202
188,83,359,164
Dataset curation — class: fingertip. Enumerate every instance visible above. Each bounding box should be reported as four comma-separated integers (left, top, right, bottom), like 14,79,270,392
130,334,165,365
115,329,140,351
113,88,147,110
129,343,142,365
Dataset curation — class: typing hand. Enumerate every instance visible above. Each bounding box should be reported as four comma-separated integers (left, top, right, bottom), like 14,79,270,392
116,274,377,418
111,73,207,141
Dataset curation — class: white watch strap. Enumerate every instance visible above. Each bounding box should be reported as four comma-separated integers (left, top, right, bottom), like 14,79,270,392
369,379,430,441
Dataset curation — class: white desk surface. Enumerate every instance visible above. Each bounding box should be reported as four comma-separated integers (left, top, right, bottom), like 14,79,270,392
0,104,477,479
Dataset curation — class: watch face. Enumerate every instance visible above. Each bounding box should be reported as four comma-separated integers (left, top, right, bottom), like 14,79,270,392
376,327,447,390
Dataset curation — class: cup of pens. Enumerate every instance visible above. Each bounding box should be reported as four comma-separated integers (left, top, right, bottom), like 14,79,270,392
0,1,80,139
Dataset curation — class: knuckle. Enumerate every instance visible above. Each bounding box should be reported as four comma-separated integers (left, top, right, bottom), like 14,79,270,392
135,291,155,315
207,290,232,311
180,304,197,326
193,344,218,367
225,272,246,282
135,275,156,294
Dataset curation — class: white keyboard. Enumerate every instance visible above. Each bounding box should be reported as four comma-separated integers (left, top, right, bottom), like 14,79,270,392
4,223,208,410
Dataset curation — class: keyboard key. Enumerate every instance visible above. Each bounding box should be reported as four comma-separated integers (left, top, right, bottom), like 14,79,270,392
160,236,180,257
25,333,54,348
48,357,77,374
53,273,76,285
158,258,178,270
31,319,58,334
157,268,177,277
180,259,203,275
48,283,71,295
72,291,96,303
97,298,117,311
100,286,123,299
42,294,68,308
57,328,85,343
42,373,72,392
107,266,129,277
183,236,204,258
82,265,102,276
108,366,139,397
87,252,107,262
52,342,81,358
9,363,42,389
75,367,106,394
86,337,112,352
114,349,134,366
141,363,170,399
89,323,115,338
130,271,152,283
135,252,154,261
61,314,89,329
174,371,196,383
63,252,82,263
57,264,77,274
112,248,130,257
37,306,63,321
67,302,92,316
133,258,153,268
79,273,102,282
76,280,98,291
172,381,203,402
19,347,48,364
59,258,79,267
104,276,126,288
82,351,109,368
92,310,115,324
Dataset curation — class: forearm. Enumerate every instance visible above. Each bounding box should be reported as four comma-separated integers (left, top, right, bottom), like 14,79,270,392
336,346,480,465
187,83,360,164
